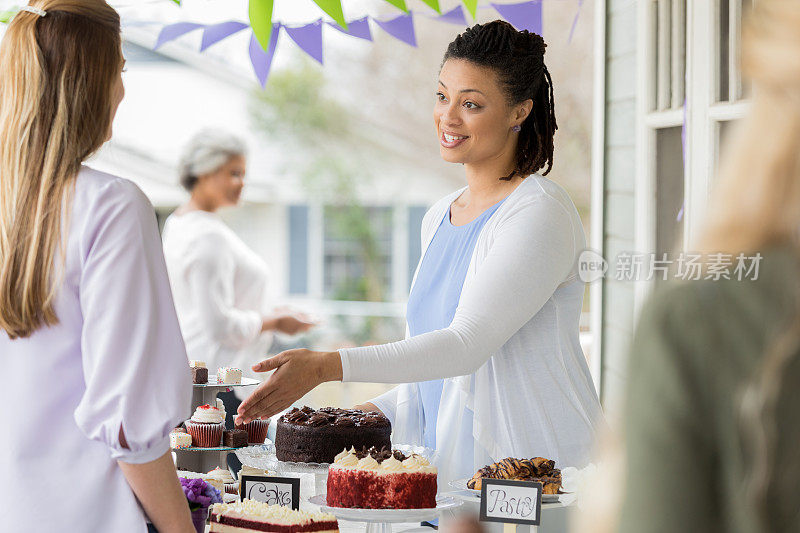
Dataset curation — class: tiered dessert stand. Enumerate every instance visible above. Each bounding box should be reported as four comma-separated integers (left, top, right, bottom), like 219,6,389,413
172,375,260,473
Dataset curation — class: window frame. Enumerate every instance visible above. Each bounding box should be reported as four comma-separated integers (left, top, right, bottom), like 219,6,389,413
634,0,752,314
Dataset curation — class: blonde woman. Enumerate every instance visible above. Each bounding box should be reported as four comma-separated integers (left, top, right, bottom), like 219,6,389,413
618,1,800,531
0,2,194,531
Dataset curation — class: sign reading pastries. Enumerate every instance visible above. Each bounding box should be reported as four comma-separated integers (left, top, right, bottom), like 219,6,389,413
239,475,301,510
479,479,542,527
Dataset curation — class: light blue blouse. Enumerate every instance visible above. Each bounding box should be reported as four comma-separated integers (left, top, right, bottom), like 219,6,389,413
406,198,505,450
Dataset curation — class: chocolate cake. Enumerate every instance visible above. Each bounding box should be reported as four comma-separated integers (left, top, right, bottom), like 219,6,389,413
191,366,208,384
223,429,248,448
274,406,391,464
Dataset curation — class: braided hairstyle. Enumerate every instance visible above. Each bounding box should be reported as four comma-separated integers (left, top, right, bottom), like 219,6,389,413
442,20,557,180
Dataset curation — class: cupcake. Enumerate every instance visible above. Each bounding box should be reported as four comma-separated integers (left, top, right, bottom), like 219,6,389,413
235,414,270,444
206,467,238,495
185,404,225,448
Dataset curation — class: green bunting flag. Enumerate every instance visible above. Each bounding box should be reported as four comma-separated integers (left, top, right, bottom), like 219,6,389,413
420,0,441,13
382,0,408,13
249,0,275,51
0,6,18,23
462,0,478,19
312,0,347,30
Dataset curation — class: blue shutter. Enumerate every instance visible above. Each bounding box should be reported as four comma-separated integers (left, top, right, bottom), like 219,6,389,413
288,205,309,294
407,205,427,289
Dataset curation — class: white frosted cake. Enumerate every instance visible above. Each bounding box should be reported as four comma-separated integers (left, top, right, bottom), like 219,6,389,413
209,500,338,532
170,431,192,449
217,367,242,384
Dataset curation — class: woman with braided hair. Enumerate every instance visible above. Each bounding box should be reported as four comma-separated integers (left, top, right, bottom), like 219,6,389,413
238,21,604,484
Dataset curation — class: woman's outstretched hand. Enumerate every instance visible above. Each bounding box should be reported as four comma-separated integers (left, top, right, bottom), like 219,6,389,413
236,349,343,424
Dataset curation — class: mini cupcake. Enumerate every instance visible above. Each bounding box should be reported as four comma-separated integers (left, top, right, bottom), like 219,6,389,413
206,467,238,495
235,414,270,444
185,404,225,448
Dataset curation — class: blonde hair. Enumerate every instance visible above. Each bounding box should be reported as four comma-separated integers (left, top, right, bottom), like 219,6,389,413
0,1,122,339
696,1,800,529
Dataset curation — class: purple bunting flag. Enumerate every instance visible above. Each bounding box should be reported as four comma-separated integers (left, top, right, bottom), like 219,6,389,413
327,16,372,41
491,1,542,35
154,22,205,50
201,21,249,51
437,5,468,26
284,20,324,64
569,0,585,43
249,24,280,87
374,13,417,47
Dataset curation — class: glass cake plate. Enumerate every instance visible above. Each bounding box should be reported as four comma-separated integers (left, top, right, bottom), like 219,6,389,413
308,494,461,523
173,445,240,452
448,478,563,503
236,442,437,475
193,376,260,388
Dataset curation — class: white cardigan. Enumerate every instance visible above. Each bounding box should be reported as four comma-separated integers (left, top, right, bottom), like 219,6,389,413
339,176,603,482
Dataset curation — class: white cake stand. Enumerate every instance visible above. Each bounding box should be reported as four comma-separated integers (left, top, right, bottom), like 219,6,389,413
308,494,461,533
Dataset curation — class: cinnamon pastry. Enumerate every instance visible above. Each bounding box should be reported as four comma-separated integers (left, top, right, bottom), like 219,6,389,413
466,456,563,494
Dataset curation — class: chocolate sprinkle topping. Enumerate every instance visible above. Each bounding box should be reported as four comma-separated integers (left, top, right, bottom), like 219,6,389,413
280,406,390,429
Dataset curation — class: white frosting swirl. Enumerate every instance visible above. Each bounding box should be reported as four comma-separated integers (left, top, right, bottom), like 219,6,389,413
206,467,235,484
334,451,359,468
401,454,438,474
379,456,405,472
356,456,380,470
334,448,350,463
190,405,225,423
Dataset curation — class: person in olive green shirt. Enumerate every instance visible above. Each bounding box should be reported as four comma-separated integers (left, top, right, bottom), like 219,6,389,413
618,1,800,531
620,245,800,532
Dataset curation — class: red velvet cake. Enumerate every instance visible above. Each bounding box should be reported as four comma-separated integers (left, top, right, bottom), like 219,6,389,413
326,447,438,509
209,500,338,532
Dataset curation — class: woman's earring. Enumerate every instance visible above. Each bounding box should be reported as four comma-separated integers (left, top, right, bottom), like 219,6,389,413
511,125,521,132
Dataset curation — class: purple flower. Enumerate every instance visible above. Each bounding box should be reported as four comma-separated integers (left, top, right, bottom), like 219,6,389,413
179,477,222,511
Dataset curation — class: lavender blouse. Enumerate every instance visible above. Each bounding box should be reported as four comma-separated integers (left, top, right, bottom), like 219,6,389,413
0,167,192,531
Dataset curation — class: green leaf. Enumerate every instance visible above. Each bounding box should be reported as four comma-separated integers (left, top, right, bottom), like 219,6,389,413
249,0,274,52
0,6,18,24
170,0,181,5
462,0,478,19
419,0,441,13
312,0,347,30
382,0,408,13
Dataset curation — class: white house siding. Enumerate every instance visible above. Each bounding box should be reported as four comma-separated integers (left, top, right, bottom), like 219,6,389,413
600,0,639,415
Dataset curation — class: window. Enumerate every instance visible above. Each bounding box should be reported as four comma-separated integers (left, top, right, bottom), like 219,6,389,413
636,0,752,306
322,205,393,302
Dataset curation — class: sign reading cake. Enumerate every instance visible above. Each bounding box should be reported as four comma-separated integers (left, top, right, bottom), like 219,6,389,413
479,479,543,526
239,475,301,510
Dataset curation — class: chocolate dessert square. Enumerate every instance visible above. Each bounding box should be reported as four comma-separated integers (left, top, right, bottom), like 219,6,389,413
191,366,208,384
223,429,248,448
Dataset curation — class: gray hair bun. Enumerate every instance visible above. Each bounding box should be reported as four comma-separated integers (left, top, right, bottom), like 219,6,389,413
178,129,247,191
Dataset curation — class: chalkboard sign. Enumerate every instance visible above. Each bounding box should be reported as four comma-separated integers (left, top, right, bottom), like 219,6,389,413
239,475,301,510
479,479,542,526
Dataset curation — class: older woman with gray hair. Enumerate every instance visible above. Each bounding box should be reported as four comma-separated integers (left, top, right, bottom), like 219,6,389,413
162,129,314,425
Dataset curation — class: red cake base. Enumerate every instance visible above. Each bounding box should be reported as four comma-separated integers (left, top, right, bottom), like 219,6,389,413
326,467,437,509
